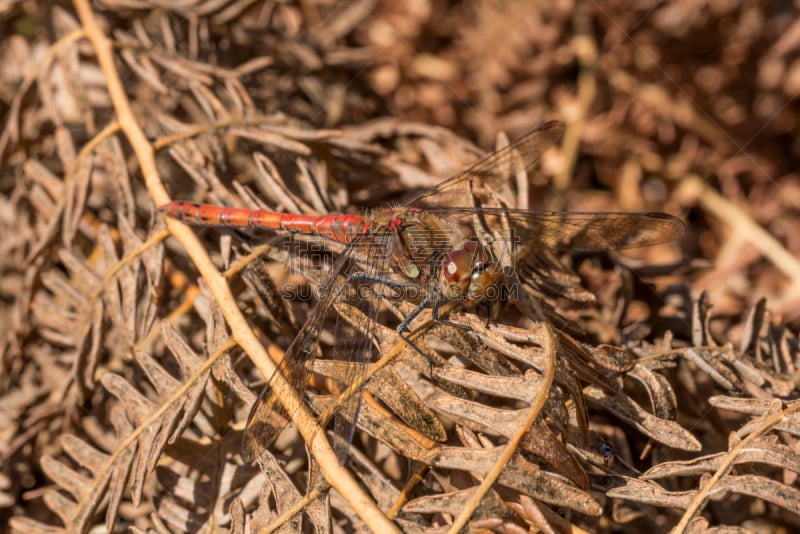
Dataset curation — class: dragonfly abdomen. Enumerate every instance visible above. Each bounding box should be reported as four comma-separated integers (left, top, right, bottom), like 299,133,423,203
158,201,369,243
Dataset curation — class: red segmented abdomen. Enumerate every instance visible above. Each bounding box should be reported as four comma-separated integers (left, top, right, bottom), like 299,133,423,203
159,201,369,244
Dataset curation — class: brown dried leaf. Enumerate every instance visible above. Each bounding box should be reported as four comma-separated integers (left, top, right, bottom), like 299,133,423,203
584,386,702,451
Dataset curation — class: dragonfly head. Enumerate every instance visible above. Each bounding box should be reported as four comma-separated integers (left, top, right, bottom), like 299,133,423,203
439,241,500,303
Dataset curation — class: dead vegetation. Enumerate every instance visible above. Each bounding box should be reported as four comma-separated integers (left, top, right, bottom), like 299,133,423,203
1,1,799,532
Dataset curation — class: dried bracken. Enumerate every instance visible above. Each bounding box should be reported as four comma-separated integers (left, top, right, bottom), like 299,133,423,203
1,2,799,533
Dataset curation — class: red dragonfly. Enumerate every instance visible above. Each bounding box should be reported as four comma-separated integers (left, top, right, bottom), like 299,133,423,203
160,121,684,462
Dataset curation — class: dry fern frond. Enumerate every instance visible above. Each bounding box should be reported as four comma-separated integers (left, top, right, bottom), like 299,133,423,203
2,2,799,533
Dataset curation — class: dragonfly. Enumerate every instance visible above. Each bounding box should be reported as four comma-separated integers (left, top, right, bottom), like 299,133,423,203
159,120,684,462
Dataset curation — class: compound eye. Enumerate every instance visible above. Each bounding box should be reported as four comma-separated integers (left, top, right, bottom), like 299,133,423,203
442,248,473,286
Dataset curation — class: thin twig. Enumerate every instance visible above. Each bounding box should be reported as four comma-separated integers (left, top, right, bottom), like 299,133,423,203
446,322,558,533
680,175,800,286
553,0,597,193
72,2,398,531
672,399,800,533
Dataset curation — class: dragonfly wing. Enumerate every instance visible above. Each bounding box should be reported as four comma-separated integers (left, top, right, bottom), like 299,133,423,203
242,229,394,464
242,239,356,463
506,210,684,252
420,207,684,253
327,231,394,461
406,121,564,208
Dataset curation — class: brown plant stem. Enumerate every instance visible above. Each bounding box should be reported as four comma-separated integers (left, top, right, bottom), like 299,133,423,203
72,1,398,531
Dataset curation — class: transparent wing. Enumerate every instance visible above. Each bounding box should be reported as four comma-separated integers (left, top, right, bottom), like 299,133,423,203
329,231,395,460
242,242,349,462
242,229,392,463
419,207,684,252
405,121,564,207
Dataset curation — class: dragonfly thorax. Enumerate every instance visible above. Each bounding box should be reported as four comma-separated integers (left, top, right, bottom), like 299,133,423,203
383,208,453,283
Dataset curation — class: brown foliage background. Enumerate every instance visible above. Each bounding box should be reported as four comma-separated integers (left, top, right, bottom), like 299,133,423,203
1,1,799,532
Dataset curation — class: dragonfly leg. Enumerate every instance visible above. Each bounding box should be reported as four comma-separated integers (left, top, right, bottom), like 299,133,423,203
347,272,441,379
396,328,436,382
348,272,438,333
481,300,492,327
397,292,435,333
